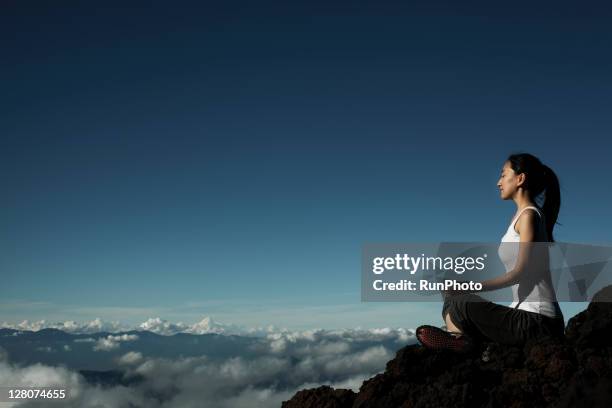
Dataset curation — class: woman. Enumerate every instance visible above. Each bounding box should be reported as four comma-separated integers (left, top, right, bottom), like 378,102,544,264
416,153,566,352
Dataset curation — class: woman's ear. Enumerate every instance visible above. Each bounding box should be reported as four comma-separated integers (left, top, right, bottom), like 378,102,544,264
516,172,526,188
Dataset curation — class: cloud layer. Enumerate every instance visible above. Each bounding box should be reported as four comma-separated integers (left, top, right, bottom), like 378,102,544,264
0,324,416,408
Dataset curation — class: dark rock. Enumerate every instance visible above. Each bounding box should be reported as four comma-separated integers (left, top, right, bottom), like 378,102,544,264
282,285,612,408
281,385,355,408
565,285,612,347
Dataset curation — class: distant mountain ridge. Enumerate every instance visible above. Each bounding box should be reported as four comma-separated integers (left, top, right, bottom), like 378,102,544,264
0,315,282,336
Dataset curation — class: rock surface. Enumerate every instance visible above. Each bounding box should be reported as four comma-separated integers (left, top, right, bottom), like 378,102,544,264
282,285,612,408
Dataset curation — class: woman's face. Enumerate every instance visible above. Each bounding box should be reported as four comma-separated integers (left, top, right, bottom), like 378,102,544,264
497,161,522,200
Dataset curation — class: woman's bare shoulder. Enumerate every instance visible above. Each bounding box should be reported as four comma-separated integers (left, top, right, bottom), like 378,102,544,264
514,209,540,237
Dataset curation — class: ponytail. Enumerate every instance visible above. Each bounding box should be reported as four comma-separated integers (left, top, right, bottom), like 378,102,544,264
541,164,561,242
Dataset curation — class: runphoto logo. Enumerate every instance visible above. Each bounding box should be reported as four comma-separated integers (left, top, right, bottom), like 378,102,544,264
371,253,488,275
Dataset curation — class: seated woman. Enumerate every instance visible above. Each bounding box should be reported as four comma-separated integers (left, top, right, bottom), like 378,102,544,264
416,153,566,352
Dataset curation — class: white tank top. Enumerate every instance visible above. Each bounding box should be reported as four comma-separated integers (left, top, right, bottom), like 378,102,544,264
498,206,562,319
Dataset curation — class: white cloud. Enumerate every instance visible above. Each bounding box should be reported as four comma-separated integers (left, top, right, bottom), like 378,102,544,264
138,317,189,335
1,316,284,338
1,318,129,334
93,334,139,352
323,345,391,377
73,338,95,343
0,359,148,408
118,351,144,366
137,316,284,337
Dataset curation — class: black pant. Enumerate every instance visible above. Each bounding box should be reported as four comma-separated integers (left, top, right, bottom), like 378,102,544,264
442,293,565,346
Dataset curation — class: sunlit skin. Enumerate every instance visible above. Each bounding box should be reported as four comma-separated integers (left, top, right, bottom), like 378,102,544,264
443,161,539,336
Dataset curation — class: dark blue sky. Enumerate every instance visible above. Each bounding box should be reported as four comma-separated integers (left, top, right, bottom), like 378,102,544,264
1,1,610,329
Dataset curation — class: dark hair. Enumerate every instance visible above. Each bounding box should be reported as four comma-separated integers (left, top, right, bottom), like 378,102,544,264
506,153,561,242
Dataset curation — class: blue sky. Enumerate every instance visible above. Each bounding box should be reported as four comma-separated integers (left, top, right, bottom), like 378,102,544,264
1,1,611,329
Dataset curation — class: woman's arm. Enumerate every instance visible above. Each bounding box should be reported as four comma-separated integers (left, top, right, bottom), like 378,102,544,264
479,209,539,292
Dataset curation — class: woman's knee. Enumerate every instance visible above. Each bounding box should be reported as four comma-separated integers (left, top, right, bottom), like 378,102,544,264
442,293,481,320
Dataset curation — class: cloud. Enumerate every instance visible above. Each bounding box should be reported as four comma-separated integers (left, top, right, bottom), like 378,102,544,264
136,316,282,337
0,358,147,408
138,317,189,335
117,351,144,365
322,345,391,377
93,334,139,352
0,327,416,408
73,338,95,343
1,318,129,334
1,316,283,337
0,359,82,397
262,327,414,355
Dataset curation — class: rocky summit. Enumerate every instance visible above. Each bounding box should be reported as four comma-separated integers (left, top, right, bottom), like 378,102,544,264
282,285,612,408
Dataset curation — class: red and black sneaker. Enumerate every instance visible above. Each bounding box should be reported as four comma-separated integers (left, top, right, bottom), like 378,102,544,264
416,325,475,353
